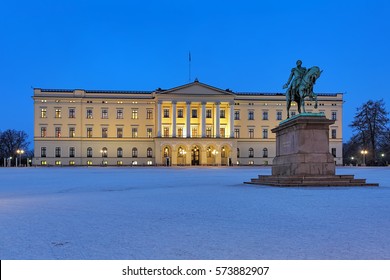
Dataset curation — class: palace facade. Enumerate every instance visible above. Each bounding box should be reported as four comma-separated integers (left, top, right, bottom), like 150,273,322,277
33,80,343,166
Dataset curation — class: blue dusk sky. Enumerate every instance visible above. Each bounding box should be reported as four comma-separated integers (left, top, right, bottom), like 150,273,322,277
1,0,389,145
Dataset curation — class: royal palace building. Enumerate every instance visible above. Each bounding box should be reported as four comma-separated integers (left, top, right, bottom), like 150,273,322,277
33,80,343,166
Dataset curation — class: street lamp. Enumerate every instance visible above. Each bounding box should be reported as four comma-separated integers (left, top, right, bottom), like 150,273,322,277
16,149,24,167
361,150,368,166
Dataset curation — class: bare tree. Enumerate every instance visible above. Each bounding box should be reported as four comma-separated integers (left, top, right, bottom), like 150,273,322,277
0,129,30,165
350,99,389,164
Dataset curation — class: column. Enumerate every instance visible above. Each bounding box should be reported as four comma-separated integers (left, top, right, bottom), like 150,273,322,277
229,101,235,138
201,102,206,138
186,101,191,138
172,101,177,137
157,101,162,137
215,101,220,138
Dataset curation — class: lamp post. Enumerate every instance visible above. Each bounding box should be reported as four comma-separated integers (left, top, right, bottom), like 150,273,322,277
16,149,24,167
361,150,368,166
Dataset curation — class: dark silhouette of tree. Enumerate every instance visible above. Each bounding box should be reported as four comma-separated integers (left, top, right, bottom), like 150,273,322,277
0,129,30,166
350,99,389,165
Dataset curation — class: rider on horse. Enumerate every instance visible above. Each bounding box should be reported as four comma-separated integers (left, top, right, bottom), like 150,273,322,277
283,60,307,98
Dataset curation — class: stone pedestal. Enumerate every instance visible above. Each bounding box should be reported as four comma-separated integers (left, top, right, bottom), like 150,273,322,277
272,113,335,176
246,114,378,187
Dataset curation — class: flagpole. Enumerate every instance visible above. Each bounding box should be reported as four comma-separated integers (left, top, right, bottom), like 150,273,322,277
188,51,191,82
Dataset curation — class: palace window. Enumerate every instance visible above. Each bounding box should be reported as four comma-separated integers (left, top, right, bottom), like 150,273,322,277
117,148,123,158
163,108,170,118
263,128,268,139
178,127,183,138
331,129,337,139
40,108,47,118
220,109,225,118
262,111,268,120
101,147,108,158
132,127,138,138
87,147,93,157
40,127,47,137
69,108,75,118
147,147,153,158
55,147,61,158
147,128,153,138
101,109,108,119
86,109,93,119
237,148,240,158
69,147,75,158
41,147,47,157
117,109,124,119
206,109,212,118
220,127,225,138
332,111,337,121
163,127,169,137
55,109,61,118
234,128,240,138
102,128,108,138
69,127,75,138
192,127,198,137
277,111,283,120
178,109,184,118
263,148,268,158
234,110,240,120
192,109,198,118
87,127,93,138
55,127,61,138
132,147,138,158
249,148,254,158
117,127,123,138
249,128,254,139
206,127,212,138
147,109,153,119
248,110,254,120
132,109,138,119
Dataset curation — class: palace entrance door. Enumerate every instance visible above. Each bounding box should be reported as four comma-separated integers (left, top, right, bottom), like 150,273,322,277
191,146,200,165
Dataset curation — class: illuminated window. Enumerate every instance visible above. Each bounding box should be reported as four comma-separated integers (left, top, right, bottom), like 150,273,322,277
69,127,75,138
55,109,61,118
147,109,153,119
132,109,138,119
101,147,108,157
147,128,153,138
40,108,47,118
132,127,138,138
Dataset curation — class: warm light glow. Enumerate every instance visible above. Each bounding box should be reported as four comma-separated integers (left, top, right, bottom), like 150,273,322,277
361,150,368,155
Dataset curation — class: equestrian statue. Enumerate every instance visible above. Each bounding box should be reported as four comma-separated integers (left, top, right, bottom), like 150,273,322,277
283,60,322,118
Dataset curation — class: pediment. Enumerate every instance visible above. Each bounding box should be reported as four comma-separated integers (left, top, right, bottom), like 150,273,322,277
157,81,234,97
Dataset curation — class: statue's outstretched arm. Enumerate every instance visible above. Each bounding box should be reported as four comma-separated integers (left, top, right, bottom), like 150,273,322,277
283,70,294,89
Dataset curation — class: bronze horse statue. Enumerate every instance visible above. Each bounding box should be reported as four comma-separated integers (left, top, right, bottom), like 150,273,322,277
285,66,322,118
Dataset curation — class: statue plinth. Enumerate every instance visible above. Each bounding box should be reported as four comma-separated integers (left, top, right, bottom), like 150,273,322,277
246,113,378,187
272,113,335,176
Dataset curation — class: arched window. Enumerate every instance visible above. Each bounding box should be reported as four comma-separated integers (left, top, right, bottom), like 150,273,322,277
147,147,153,158
117,147,123,158
221,146,226,158
237,148,240,158
263,148,268,158
206,146,212,158
163,147,170,157
249,148,254,158
132,147,138,158
178,147,186,157
87,147,93,157
101,147,108,157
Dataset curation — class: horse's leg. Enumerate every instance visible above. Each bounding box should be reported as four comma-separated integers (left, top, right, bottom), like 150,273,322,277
313,93,318,109
286,90,291,118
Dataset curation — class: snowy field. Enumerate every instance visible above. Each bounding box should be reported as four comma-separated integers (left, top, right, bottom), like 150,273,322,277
0,166,389,260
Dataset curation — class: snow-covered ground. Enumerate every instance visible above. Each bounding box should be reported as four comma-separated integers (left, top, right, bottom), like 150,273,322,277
0,166,389,260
